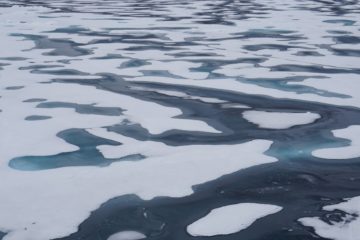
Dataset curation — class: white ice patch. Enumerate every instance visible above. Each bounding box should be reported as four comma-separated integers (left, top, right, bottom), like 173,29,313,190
187,203,282,236
107,231,146,240
300,196,360,240
242,111,320,129
221,103,251,109
312,125,360,159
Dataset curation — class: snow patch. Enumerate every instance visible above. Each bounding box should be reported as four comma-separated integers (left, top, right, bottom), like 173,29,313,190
187,203,282,236
107,231,146,240
242,111,320,129
312,125,360,159
300,196,360,240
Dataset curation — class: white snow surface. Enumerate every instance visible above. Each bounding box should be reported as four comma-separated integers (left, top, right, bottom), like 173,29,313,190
242,111,321,129
300,196,360,240
312,125,360,159
187,203,282,236
107,231,146,240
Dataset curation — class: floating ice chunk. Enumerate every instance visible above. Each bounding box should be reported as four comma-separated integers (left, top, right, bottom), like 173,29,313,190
312,125,360,159
149,89,226,103
221,103,251,109
187,203,282,237
242,110,320,129
107,231,146,240
299,196,360,240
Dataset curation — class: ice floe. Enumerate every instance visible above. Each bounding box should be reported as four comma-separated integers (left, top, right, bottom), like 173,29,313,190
187,203,282,236
242,110,320,129
312,125,360,159
107,231,146,240
300,196,360,240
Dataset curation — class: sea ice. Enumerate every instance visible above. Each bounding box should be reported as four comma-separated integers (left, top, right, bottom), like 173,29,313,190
300,196,360,240
312,125,360,159
242,110,320,129
187,203,282,236
107,231,146,240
